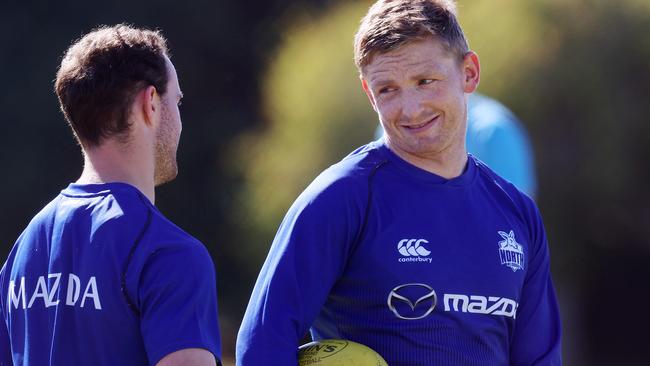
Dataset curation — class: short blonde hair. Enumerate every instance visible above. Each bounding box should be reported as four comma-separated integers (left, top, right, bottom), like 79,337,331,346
354,0,469,70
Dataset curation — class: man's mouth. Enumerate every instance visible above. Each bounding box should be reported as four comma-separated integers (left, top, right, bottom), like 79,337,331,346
402,115,439,130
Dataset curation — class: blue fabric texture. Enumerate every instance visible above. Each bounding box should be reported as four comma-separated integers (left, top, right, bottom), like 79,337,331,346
0,183,221,366
237,140,561,366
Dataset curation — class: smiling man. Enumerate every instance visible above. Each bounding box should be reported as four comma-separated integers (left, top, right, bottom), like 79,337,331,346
236,1,561,365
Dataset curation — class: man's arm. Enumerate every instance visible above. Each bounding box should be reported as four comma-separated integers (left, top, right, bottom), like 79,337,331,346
136,243,222,366
0,267,13,366
156,348,216,366
510,205,562,365
236,177,364,365
0,317,11,366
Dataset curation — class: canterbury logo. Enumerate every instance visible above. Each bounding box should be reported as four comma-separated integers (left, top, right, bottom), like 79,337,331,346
398,239,431,257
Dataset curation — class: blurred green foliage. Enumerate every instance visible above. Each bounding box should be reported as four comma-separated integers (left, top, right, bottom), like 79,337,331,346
232,2,377,243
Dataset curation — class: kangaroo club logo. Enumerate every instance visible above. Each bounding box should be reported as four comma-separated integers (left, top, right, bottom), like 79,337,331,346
497,230,525,272
397,239,432,263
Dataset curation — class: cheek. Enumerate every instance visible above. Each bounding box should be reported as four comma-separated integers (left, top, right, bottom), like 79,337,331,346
172,109,182,133
429,86,459,112
376,99,397,122
176,112,182,131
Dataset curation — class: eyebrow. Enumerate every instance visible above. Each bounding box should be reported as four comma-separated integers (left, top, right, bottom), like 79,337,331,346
370,79,394,89
367,71,395,86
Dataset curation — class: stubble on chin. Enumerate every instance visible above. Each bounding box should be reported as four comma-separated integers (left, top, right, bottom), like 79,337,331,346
153,141,178,187
153,117,179,186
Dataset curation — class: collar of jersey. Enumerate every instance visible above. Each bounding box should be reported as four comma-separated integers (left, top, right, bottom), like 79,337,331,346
61,182,144,198
375,139,477,187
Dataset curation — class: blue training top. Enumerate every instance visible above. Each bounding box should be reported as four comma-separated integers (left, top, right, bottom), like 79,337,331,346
0,183,221,365
236,140,561,366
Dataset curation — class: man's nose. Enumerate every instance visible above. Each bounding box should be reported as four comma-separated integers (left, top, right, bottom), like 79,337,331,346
400,88,425,121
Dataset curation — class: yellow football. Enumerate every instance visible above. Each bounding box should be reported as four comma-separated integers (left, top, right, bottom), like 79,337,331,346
298,339,388,366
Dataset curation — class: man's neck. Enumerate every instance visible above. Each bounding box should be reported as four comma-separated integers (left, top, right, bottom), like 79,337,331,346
77,142,156,203
387,141,468,179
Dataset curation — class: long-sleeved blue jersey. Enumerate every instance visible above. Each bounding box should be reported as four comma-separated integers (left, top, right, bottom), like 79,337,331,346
237,140,561,366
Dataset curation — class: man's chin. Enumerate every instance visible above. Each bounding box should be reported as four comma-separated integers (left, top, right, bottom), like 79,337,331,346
392,139,443,155
154,167,178,187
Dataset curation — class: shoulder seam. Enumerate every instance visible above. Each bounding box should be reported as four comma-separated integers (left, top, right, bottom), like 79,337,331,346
349,159,389,256
120,194,153,316
475,160,533,241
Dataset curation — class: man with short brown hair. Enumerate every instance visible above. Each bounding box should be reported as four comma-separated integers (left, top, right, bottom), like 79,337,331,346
237,1,561,365
0,24,221,365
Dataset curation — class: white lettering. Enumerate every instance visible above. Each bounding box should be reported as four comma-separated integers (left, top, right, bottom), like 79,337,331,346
27,276,49,308
6,273,102,311
468,295,487,313
66,274,81,306
444,294,469,312
80,277,102,310
47,273,61,307
485,296,504,314
8,277,26,311
492,298,518,319
397,257,433,263
444,293,518,319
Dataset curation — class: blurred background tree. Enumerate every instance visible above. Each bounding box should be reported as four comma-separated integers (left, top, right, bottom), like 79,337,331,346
1,0,649,364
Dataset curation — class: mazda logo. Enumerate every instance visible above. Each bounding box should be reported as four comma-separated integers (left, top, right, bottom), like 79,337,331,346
387,283,437,320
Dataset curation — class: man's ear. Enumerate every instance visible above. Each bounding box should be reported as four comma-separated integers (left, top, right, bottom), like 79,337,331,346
462,51,481,93
361,76,377,112
141,85,160,127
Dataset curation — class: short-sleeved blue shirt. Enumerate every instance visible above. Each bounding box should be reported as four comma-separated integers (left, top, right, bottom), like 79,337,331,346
0,183,221,365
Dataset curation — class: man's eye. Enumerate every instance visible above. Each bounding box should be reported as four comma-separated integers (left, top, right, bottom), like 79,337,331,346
419,79,435,85
379,87,395,94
